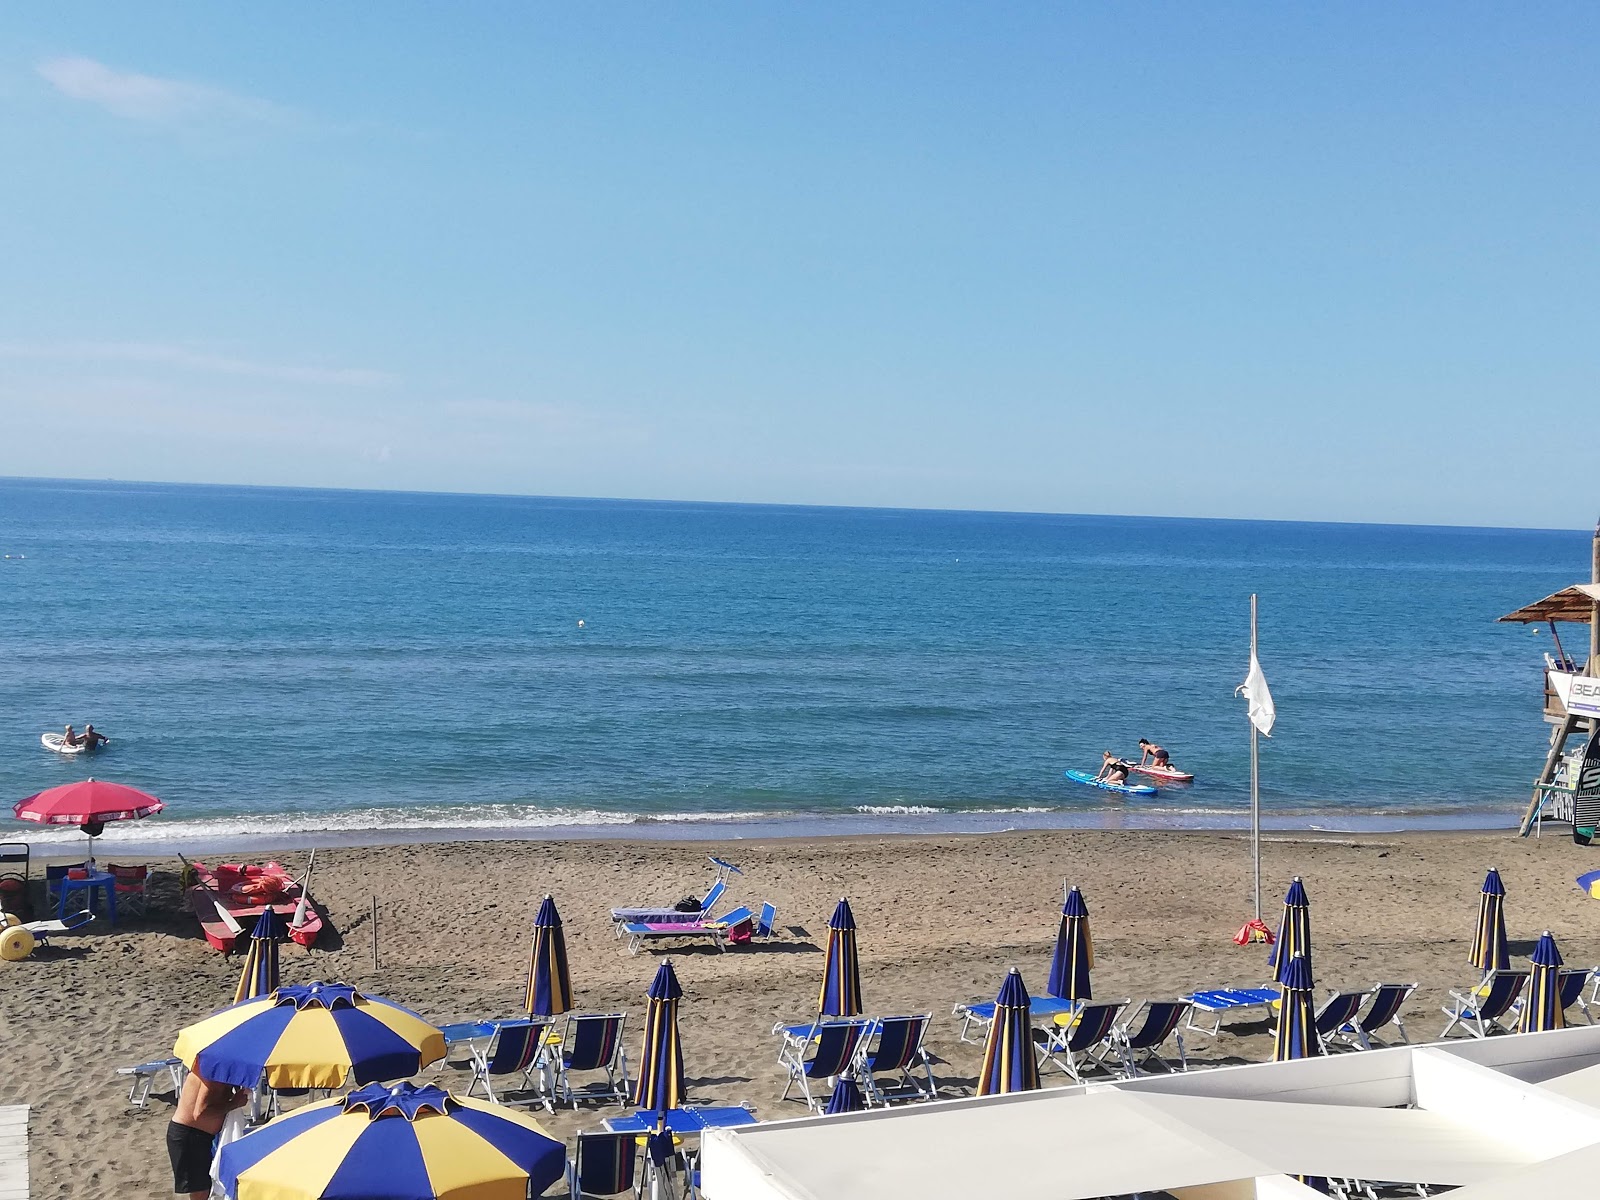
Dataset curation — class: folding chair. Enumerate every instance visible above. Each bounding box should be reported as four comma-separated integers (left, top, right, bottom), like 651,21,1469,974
778,1018,872,1111
1304,990,1370,1053
858,1014,936,1105
1439,969,1527,1039
568,1130,641,1200
755,902,778,940
1559,968,1593,1022
1326,983,1417,1051
547,1013,630,1108
44,862,88,909
1109,999,1192,1077
1042,999,1127,1082
1577,970,1600,1025
464,1019,549,1104
0,842,30,920
106,864,150,916
116,1057,186,1108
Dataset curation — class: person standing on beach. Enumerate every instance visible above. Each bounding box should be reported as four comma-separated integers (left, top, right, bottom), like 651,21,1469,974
167,1071,247,1199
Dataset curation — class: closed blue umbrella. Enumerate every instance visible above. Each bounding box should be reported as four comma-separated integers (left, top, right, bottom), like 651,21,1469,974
1047,886,1093,1003
977,968,1039,1096
824,1077,865,1115
631,960,684,1113
1471,868,1509,973
1269,877,1312,986
233,909,286,1005
1520,930,1565,1033
1274,954,1320,1061
819,898,863,1018
524,894,574,1018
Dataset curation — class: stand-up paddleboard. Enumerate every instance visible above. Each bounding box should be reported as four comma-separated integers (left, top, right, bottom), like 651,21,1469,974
1131,763,1194,784
41,733,86,755
1064,769,1158,796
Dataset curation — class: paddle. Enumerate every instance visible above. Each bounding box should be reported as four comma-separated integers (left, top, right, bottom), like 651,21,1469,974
176,850,243,937
290,848,317,937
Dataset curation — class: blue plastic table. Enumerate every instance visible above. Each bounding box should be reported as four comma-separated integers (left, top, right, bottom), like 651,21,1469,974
58,871,116,924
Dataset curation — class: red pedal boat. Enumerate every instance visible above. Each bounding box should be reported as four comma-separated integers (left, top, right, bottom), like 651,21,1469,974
185,860,322,953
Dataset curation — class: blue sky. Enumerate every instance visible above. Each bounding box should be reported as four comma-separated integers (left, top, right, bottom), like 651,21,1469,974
1,4,1594,527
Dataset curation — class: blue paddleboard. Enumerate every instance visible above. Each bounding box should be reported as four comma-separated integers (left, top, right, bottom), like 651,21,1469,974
1064,769,1158,796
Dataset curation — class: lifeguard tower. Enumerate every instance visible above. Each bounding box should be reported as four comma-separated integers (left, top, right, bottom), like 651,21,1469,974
1500,521,1600,835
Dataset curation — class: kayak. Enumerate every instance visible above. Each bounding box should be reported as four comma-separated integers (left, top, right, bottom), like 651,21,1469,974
1064,769,1158,796
41,733,86,755
1131,763,1194,783
185,861,323,953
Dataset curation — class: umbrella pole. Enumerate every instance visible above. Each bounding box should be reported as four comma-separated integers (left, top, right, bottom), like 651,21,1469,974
1250,594,1261,923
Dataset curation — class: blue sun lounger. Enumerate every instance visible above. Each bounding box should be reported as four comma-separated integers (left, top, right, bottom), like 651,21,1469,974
953,995,1079,1044
1182,987,1281,1037
611,877,729,931
622,906,757,954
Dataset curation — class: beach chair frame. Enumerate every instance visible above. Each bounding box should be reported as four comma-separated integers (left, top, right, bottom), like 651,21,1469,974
623,906,756,955
1439,969,1527,1039
548,1012,630,1108
1576,968,1600,1025
1304,989,1370,1054
568,1130,642,1200
116,1056,186,1108
1111,999,1192,1077
778,1017,872,1111
952,995,1078,1045
1042,999,1127,1083
465,1018,551,1105
611,877,729,931
106,863,150,916
857,1014,937,1105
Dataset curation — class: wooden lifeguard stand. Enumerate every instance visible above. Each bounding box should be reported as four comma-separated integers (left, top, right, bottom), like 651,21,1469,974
1500,521,1600,836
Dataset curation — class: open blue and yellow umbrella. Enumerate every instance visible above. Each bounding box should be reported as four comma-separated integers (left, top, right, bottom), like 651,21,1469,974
819,897,863,1018
1472,867,1509,973
233,909,286,1005
1520,930,1565,1034
523,894,574,1018
1269,877,1312,986
175,982,446,1090
215,1080,565,1200
631,960,685,1112
977,968,1040,1096
1047,885,1093,1003
1274,953,1320,1062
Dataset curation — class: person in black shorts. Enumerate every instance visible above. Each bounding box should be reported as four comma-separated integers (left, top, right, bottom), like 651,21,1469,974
1137,739,1171,769
1094,750,1133,785
168,1071,248,1198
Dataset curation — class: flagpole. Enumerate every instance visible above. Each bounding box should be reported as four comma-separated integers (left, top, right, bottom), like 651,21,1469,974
1250,593,1261,922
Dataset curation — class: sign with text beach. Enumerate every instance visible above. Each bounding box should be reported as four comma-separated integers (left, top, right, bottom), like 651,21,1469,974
1551,672,1600,721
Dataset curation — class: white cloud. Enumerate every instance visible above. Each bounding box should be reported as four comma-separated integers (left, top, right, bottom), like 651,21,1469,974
36,56,288,124
0,341,394,388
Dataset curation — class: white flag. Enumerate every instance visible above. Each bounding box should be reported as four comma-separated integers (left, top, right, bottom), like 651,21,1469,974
1237,652,1276,737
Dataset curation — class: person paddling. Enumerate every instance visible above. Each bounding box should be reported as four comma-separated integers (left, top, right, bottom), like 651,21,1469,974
79,723,108,750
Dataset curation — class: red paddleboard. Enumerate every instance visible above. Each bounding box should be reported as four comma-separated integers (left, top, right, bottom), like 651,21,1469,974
1131,764,1194,783
186,861,323,953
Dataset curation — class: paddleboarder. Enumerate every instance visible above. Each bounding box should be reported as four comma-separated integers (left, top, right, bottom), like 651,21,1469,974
1094,750,1133,786
1137,739,1173,770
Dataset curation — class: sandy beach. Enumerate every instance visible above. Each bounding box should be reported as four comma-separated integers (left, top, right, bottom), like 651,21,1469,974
3,826,1596,1199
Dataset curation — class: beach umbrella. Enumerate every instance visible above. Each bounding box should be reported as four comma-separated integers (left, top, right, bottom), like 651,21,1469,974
12,778,164,847
232,909,286,1005
1520,930,1566,1034
824,1077,866,1115
631,960,685,1113
1274,953,1320,1062
819,897,863,1017
1471,867,1510,973
1047,885,1093,1003
174,982,446,1090
1268,877,1312,986
977,968,1040,1097
523,893,574,1018
215,1080,565,1200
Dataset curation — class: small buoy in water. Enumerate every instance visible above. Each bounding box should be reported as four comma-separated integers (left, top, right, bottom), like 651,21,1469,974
577,619,585,628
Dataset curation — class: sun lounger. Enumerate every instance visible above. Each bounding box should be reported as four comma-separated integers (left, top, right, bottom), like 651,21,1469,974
953,995,1080,1044
1439,969,1527,1039
1042,1000,1127,1082
609,862,738,928
116,1056,186,1108
622,906,756,954
1325,983,1417,1051
857,1014,936,1105
1182,987,1280,1037
1107,1000,1192,1077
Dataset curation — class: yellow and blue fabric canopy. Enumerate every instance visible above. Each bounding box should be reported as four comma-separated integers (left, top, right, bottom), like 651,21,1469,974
523,893,574,1018
977,967,1039,1096
1047,885,1093,1002
233,909,286,1005
1274,953,1320,1062
1472,868,1510,972
1268,877,1312,986
215,1080,565,1200
632,959,685,1112
1520,930,1565,1034
174,982,446,1090
819,897,863,1018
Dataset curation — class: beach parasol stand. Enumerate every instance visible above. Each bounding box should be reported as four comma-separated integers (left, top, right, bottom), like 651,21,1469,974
215,1080,565,1200
977,968,1040,1096
233,909,287,1005
12,778,165,860
1274,953,1320,1062
819,897,863,1018
174,982,445,1091
1472,868,1510,975
1047,885,1093,1007
524,893,574,1019
1268,877,1312,986
1520,930,1566,1034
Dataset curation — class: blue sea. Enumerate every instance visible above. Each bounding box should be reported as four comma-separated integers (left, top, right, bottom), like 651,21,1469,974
0,478,1581,848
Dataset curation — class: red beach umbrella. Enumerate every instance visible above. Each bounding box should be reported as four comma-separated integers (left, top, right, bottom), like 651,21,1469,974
13,778,165,836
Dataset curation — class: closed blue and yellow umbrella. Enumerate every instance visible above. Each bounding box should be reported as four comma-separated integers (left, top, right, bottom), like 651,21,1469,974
1520,930,1565,1034
631,960,685,1113
524,894,574,1018
215,1081,565,1200
824,1077,865,1115
175,982,446,1090
233,909,286,1005
977,968,1040,1096
1274,953,1320,1062
1047,885,1093,1003
819,897,863,1018
1269,877,1312,986
1472,868,1509,973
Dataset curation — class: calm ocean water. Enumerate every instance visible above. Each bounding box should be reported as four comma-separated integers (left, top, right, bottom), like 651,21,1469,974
0,478,1580,847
